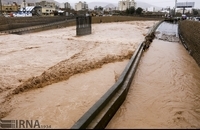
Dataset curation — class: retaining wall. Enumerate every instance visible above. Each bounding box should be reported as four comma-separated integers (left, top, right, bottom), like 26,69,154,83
0,16,66,31
31,16,163,27
179,21,200,67
0,16,163,32
92,16,162,23
44,16,163,33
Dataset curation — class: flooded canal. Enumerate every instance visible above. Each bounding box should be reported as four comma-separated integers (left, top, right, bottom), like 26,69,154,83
1,21,156,128
106,22,200,129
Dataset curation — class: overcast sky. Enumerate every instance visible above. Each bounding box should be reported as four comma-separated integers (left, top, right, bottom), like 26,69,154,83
55,0,200,8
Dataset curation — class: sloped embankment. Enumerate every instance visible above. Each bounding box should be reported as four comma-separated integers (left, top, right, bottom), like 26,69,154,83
179,21,200,67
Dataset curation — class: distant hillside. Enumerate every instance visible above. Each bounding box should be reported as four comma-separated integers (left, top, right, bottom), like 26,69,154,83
2,0,162,10
88,2,117,9
105,4,116,9
137,2,162,10
87,2,162,10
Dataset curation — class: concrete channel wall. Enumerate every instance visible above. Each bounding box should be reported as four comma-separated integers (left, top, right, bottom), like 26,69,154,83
179,21,200,67
91,16,163,23
64,16,163,27
0,16,66,31
0,16,163,33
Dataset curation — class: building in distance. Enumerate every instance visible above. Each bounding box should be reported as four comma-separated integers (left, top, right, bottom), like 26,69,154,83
75,1,88,11
118,0,136,11
35,1,56,16
64,2,71,9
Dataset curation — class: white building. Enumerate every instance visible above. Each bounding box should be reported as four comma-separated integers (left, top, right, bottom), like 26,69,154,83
20,1,35,9
176,8,192,14
75,1,88,11
35,1,56,16
104,7,118,12
147,7,155,12
146,6,161,12
118,0,136,11
64,2,71,9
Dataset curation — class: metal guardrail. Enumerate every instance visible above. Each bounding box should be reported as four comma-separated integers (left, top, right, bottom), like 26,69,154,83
71,20,164,129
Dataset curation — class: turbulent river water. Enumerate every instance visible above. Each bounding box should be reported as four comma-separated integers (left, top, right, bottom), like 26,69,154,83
1,21,200,129
2,21,156,128
106,22,200,129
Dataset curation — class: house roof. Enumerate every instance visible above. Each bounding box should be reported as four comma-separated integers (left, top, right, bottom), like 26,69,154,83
58,10,64,13
20,6,35,12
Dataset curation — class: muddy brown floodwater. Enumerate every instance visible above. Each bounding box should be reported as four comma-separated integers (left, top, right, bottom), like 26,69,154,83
2,60,129,128
107,22,200,129
0,21,157,128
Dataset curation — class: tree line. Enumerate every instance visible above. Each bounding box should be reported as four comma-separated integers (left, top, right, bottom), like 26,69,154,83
126,7,143,15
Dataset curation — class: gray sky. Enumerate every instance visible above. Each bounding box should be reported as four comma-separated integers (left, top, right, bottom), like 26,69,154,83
55,0,200,8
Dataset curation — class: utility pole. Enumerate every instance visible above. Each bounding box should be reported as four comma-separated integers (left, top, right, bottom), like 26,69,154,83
23,0,26,17
174,0,177,16
0,0,2,16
